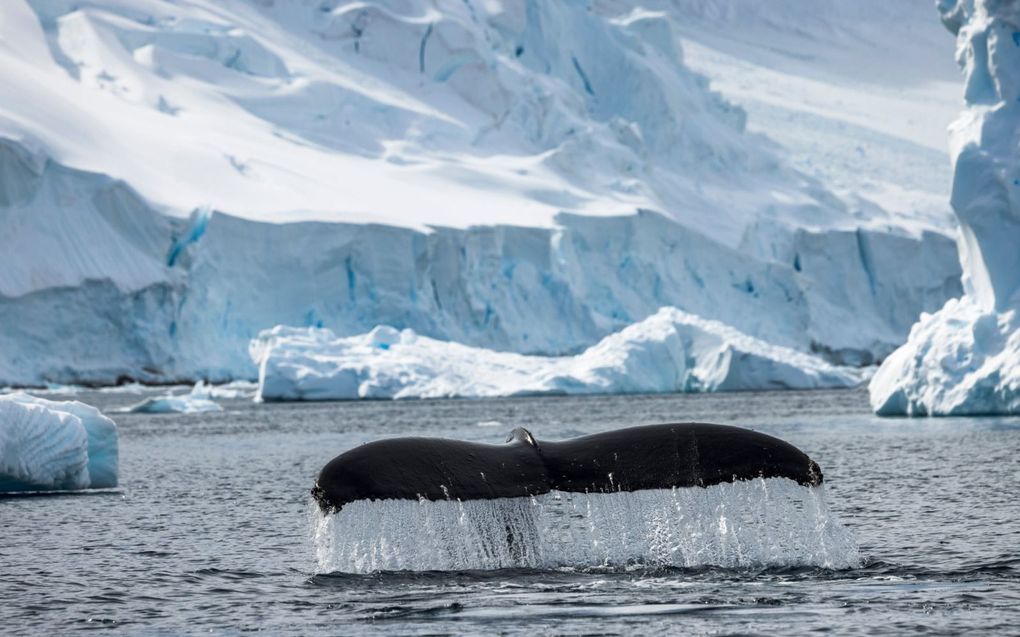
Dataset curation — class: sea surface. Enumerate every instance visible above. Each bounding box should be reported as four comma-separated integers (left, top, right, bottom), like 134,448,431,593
2,388,1018,635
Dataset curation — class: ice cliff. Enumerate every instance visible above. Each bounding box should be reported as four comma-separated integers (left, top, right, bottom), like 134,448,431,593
252,307,861,401
0,393,118,492
0,0,962,387
869,0,1020,416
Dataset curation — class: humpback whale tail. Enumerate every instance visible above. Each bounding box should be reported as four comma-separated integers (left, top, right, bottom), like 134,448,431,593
312,423,823,513
310,424,860,573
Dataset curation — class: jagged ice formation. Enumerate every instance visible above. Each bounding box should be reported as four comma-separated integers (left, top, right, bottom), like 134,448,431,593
252,307,862,401
0,0,962,387
870,0,1020,416
0,393,119,492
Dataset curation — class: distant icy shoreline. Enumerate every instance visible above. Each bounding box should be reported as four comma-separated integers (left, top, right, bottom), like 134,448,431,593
0,380,258,398
3,377,867,401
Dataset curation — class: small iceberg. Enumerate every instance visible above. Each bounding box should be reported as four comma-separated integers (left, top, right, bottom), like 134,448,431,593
0,393,118,492
870,298,1020,416
127,382,223,414
251,307,862,401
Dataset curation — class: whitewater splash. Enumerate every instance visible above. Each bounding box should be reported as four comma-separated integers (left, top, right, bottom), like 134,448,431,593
311,478,860,573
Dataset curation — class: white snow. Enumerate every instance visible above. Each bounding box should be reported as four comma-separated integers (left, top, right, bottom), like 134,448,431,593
126,381,223,413
0,393,118,492
671,5,960,235
0,0,963,387
870,298,1019,416
869,0,1020,416
0,0,835,237
252,307,861,401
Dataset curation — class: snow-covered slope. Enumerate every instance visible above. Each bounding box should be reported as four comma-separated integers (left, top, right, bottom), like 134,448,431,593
0,0,837,236
869,0,1020,416
252,308,861,401
0,393,118,491
0,0,963,386
662,0,961,235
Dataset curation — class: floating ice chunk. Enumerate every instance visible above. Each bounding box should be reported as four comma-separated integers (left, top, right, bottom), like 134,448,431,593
127,381,223,414
98,382,148,394
0,393,118,492
253,307,861,401
870,298,1020,415
205,380,257,399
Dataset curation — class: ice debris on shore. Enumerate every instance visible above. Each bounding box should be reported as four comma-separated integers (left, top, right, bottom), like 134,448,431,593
0,393,118,492
870,0,1020,416
252,307,861,401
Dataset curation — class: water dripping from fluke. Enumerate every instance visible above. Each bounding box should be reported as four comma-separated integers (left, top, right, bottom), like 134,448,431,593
311,481,861,573
308,423,860,573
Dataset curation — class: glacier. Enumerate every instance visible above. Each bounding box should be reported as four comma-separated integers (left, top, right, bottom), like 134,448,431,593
252,307,861,401
0,393,118,492
0,0,962,387
869,0,1020,416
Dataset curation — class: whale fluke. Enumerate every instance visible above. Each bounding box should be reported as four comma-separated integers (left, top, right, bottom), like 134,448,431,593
312,423,823,513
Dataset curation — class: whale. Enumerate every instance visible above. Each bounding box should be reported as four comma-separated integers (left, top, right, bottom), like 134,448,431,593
312,423,823,513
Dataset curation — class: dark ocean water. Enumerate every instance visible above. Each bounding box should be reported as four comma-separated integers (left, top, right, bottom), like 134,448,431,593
2,388,1018,635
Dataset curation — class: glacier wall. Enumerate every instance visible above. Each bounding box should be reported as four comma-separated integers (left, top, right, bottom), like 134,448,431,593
0,137,962,385
0,0,963,387
0,140,180,385
869,0,1020,416
0,138,960,387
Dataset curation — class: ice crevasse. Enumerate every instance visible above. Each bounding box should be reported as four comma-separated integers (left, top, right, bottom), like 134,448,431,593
0,393,119,492
252,307,862,401
869,0,1020,416
0,0,963,387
